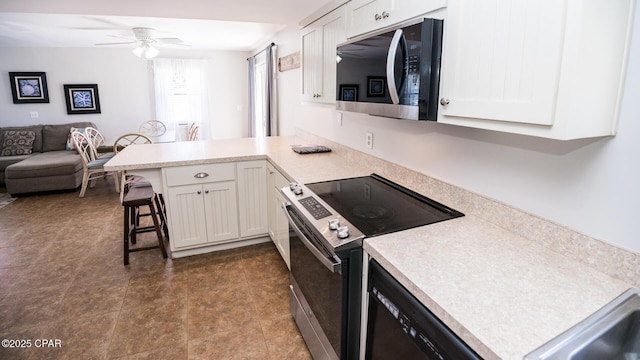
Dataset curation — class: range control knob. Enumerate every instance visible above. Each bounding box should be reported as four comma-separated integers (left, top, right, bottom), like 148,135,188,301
328,219,340,230
337,226,349,239
289,182,298,190
293,186,303,195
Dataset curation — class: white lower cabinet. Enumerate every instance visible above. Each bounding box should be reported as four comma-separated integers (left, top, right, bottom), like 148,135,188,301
164,163,239,250
237,160,269,238
163,160,272,255
267,162,291,268
166,181,239,249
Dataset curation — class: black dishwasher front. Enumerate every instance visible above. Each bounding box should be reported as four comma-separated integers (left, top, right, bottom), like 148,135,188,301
366,260,482,360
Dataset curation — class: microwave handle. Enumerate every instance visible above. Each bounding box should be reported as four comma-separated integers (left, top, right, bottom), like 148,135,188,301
386,29,404,105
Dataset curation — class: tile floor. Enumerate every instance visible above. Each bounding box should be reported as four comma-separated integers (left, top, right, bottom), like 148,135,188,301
0,179,311,359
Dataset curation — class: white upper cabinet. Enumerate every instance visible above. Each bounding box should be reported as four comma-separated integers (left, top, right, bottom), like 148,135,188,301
438,0,635,140
346,0,447,39
301,5,347,103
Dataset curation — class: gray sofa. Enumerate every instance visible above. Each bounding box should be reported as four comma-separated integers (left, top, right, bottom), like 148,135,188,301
0,121,97,195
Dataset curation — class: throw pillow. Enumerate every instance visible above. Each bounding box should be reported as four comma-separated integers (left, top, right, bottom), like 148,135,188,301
1,130,36,156
66,127,86,151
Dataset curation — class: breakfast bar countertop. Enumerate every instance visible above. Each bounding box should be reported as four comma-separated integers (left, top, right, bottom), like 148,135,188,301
105,136,634,360
104,136,372,184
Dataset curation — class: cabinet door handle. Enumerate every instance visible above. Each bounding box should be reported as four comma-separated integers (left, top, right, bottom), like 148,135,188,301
382,11,389,19
197,190,202,195
205,190,209,194
194,172,209,179
375,13,381,20
440,98,450,106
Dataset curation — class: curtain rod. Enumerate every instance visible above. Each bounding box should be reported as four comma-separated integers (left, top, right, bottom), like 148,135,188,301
247,42,276,61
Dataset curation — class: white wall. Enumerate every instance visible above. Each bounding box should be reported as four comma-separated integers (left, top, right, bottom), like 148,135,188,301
269,6,640,254
0,48,151,143
205,51,250,139
0,47,250,143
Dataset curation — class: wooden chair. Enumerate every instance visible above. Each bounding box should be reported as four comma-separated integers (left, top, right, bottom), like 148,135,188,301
113,133,153,203
188,122,199,141
84,127,114,161
71,130,117,198
139,120,167,138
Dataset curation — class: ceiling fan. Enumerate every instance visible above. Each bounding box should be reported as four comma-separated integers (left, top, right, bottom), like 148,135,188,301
95,27,189,59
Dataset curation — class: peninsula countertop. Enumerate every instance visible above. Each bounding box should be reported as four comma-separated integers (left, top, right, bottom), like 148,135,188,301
104,136,633,359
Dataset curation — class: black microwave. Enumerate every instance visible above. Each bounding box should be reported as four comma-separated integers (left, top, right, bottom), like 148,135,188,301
336,18,443,121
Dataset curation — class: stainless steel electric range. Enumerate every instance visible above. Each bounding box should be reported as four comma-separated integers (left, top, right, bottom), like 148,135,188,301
281,174,464,359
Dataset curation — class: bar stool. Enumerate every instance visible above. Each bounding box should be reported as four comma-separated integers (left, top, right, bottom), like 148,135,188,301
122,184,168,265
128,178,169,240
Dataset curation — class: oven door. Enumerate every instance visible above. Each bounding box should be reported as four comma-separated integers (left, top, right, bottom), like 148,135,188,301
285,202,343,359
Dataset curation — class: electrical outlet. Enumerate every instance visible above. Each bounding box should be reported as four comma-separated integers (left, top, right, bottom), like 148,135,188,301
30,111,39,118
366,132,373,149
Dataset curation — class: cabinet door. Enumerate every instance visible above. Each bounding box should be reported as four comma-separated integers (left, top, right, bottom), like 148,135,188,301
267,163,291,268
237,161,268,238
346,0,447,39
439,0,564,126
386,0,446,29
266,163,277,240
321,6,347,104
301,6,346,103
301,25,322,101
346,0,383,38
274,190,290,269
203,181,239,244
166,184,209,249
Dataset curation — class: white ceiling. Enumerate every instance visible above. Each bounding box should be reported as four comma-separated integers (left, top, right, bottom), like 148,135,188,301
0,0,334,51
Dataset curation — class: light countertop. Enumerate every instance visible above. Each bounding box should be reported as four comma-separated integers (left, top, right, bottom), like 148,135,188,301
105,136,634,359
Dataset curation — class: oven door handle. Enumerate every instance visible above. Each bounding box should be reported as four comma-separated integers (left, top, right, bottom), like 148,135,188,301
283,202,342,273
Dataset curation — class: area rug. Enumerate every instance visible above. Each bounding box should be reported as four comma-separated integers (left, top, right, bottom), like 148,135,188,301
0,193,16,210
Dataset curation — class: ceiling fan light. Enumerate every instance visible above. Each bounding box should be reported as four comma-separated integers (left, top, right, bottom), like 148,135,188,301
132,46,144,57
144,46,159,59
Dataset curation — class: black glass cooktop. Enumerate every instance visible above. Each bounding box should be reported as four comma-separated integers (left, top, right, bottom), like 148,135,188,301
305,174,464,237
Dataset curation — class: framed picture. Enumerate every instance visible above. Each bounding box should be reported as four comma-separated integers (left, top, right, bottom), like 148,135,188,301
63,84,101,114
8,72,49,104
367,76,386,97
339,84,358,102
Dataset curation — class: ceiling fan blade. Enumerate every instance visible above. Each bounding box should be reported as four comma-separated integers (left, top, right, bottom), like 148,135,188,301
95,41,137,46
82,16,131,29
108,34,136,41
155,37,184,44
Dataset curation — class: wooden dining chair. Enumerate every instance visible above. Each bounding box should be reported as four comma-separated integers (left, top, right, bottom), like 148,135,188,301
113,133,153,202
84,127,115,161
139,120,167,138
85,127,118,192
71,130,117,198
188,122,199,141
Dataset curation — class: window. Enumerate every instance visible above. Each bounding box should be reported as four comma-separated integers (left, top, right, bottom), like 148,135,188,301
153,59,209,140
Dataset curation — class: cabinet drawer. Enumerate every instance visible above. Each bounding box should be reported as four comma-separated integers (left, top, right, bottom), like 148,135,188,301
165,163,235,186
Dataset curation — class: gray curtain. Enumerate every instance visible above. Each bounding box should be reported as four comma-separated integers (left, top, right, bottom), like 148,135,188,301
248,43,278,137
248,55,256,137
